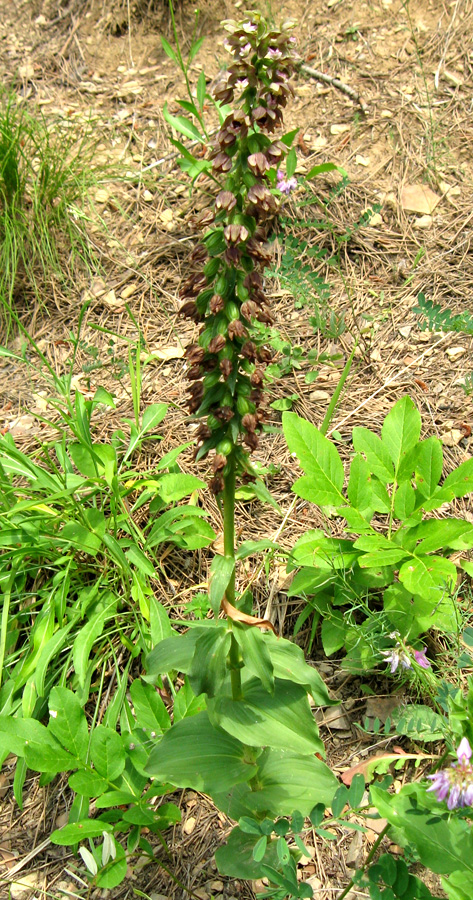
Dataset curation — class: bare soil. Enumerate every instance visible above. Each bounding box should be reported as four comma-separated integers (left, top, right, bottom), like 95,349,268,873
1,0,472,897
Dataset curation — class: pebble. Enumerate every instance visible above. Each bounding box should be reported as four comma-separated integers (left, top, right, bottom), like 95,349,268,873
10,872,40,898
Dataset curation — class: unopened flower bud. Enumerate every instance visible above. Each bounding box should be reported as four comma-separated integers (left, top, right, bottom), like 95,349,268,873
209,334,227,354
224,223,249,244
243,432,259,451
242,413,258,432
228,319,248,340
220,357,233,378
209,474,225,494
212,453,227,473
241,341,257,360
216,191,237,212
210,294,225,314
247,152,270,176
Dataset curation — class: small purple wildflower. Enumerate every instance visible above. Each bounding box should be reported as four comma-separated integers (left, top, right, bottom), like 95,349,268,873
413,647,431,669
267,47,282,59
276,168,297,195
427,738,473,809
380,632,411,673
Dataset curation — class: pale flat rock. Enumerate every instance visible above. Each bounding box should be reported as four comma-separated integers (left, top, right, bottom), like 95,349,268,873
446,346,467,360
401,183,440,214
413,214,432,228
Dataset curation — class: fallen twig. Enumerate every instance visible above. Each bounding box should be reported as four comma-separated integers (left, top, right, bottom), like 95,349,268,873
300,63,369,115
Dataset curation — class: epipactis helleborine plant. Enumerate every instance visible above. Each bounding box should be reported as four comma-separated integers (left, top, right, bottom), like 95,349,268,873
179,12,298,494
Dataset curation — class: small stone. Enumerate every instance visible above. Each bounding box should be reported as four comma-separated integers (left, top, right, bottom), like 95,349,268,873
142,189,153,202
194,890,210,900
10,872,41,898
330,123,350,135
368,212,383,226
95,189,109,203
398,325,412,337
183,816,196,835
446,346,467,360
355,154,370,166
211,881,224,891
442,429,463,447
413,214,432,228
309,390,331,401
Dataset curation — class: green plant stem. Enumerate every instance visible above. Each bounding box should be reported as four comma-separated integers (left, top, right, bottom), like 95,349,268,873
321,340,358,436
223,455,242,700
336,822,390,900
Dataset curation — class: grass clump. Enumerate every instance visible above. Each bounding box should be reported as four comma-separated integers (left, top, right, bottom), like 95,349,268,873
0,92,100,332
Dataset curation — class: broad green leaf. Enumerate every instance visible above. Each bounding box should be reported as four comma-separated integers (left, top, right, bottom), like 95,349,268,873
158,473,206,502
209,555,235,616
215,747,338,819
68,768,109,797
381,397,421,473
145,710,257,793
95,842,127,890
283,412,345,506
347,454,374,513
352,427,394,483
163,102,205,143
411,519,473,554
399,555,457,603
0,717,72,771
286,147,297,178
359,549,408,568
145,627,207,678
215,826,281,880
90,725,126,781
209,678,323,755
233,623,274,693
371,783,473,876
321,613,346,656
393,480,416,520
95,790,139,808
306,162,343,179
125,544,155,576
264,632,334,707
442,871,473,900
60,521,101,555
412,436,443,499
129,679,171,735
188,628,232,697
51,819,113,845
173,678,207,722
35,620,78,697
149,596,173,645
441,457,473,499
384,582,457,636
141,403,167,434
289,530,359,570
48,687,89,762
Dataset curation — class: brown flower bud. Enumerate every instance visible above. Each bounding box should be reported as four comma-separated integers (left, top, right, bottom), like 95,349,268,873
195,423,212,441
189,243,208,264
220,357,233,378
212,453,227,473
257,346,274,363
224,223,249,244
185,344,205,365
224,246,242,266
240,300,259,321
209,474,225,494
241,341,257,360
209,334,227,354
209,294,225,314
246,236,273,262
243,271,264,291
212,151,232,173
186,364,203,381
247,152,270,176
242,413,258,432
243,432,259,451
250,388,263,404
250,368,264,387
214,406,234,422
188,381,205,399
179,301,201,322
216,191,237,212
228,319,248,340
256,305,274,324
189,208,214,230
